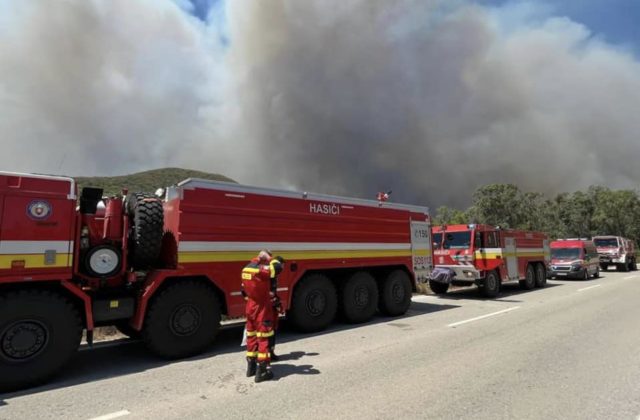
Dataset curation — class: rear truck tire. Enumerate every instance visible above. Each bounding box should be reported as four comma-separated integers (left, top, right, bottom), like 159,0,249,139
629,259,636,271
429,280,450,295
127,192,164,270
618,262,629,272
481,270,500,298
535,263,547,288
115,321,141,339
289,274,338,332
142,281,221,359
379,270,413,316
0,290,82,392
341,271,378,323
519,265,536,290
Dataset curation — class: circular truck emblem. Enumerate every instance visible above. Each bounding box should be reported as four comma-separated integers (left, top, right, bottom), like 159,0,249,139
27,200,52,220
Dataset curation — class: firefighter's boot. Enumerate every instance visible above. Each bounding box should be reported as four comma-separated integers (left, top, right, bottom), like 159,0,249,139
246,358,257,377
255,362,274,383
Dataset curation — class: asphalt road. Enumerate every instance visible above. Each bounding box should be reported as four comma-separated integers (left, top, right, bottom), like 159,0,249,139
1,270,640,420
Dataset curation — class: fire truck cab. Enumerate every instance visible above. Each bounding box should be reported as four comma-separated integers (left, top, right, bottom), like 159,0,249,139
430,224,550,297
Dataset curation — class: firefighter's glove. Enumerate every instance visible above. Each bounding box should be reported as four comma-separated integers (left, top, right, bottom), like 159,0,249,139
272,295,282,312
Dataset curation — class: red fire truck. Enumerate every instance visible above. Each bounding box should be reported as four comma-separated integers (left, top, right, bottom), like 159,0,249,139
429,224,550,297
0,172,431,391
593,235,637,272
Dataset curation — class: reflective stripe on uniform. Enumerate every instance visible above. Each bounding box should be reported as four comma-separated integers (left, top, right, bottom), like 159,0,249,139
246,330,257,337
257,352,270,360
242,273,253,280
243,267,260,273
246,351,258,357
269,261,277,278
256,330,274,338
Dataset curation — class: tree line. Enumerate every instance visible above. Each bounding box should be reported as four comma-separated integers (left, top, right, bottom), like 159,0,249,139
433,184,640,244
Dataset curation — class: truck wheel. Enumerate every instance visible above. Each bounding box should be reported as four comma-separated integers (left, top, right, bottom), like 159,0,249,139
289,274,337,332
127,192,164,270
629,259,636,271
481,270,500,298
341,272,378,323
142,281,221,358
535,263,547,288
379,270,412,316
0,290,82,392
429,280,449,295
519,265,536,290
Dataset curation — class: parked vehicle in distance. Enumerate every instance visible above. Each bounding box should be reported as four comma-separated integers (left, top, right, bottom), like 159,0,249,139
593,235,637,272
429,224,550,298
548,239,599,280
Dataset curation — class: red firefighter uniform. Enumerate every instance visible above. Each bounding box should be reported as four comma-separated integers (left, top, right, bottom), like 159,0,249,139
241,256,281,364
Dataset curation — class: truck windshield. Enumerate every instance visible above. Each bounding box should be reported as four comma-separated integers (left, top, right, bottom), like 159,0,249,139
551,248,580,260
594,238,618,247
432,233,443,249
443,231,471,249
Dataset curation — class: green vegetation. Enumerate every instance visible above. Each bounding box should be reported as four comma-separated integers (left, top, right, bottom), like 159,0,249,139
434,184,640,244
75,167,236,197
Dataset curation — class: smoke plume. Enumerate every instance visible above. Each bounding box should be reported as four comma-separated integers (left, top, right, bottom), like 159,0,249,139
1,0,640,207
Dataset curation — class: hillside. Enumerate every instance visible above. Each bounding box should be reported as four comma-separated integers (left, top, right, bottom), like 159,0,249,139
75,167,236,196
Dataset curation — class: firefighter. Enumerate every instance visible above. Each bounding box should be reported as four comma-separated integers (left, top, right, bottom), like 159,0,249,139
269,256,285,361
241,250,284,382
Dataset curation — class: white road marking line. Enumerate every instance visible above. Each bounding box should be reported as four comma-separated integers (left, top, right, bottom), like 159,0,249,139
623,275,637,280
448,306,520,328
577,284,602,292
88,410,130,420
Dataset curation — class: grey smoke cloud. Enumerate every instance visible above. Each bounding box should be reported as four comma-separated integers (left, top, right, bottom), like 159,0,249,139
1,0,639,207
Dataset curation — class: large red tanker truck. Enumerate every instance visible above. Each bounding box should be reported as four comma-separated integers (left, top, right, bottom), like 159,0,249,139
0,172,432,391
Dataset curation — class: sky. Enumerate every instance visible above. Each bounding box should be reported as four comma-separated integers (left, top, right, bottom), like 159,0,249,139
1,0,640,208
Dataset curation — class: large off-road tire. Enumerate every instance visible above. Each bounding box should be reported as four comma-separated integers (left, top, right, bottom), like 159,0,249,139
481,270,500,298
535,263,547,288
289,274,337,332
142,281,221,359
429,280,450,295
127,192,164,270
0,290,82,392
341,272,378,324
379,270,413,316
519,265,536,290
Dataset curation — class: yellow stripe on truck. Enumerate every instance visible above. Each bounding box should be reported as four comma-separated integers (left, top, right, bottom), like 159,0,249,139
0,253,73,269
178,249,413,264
